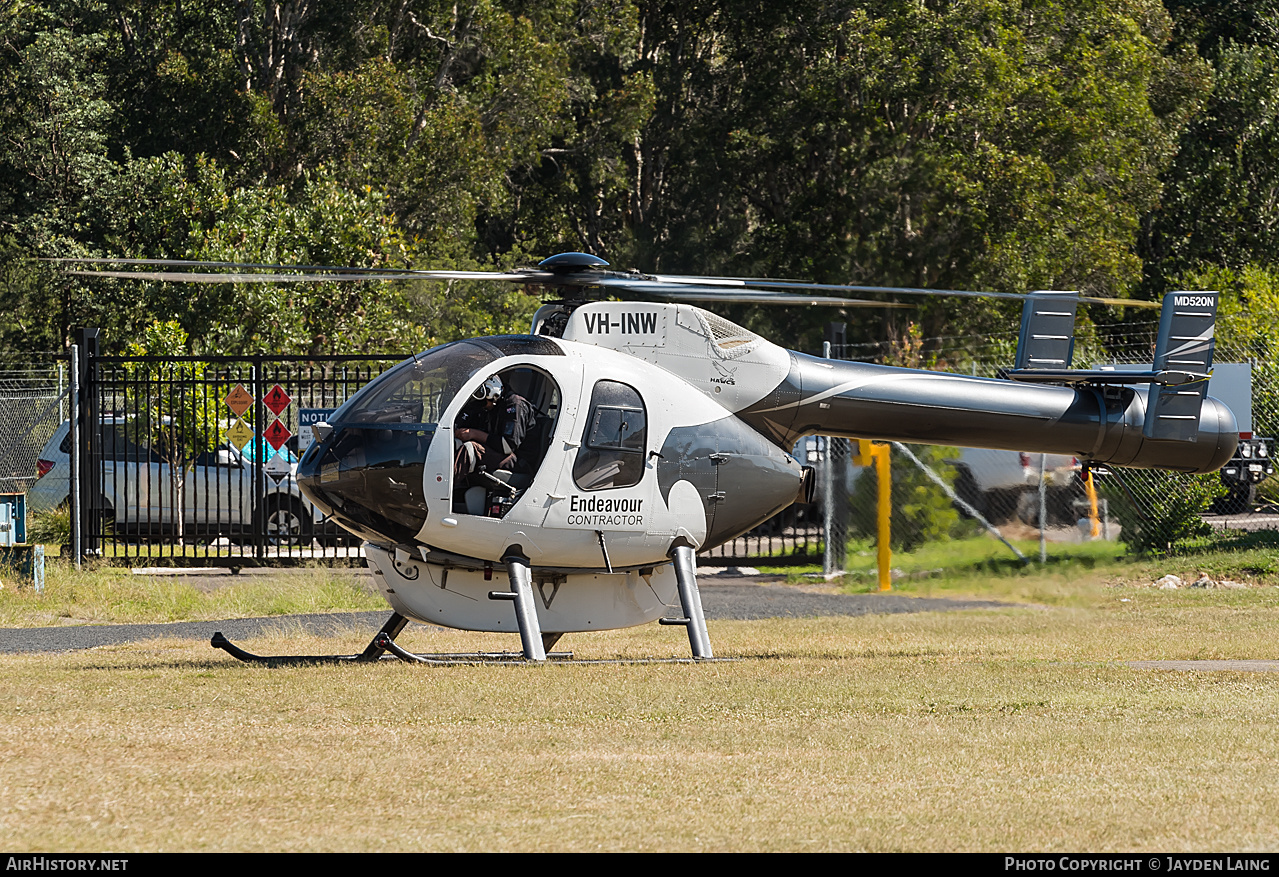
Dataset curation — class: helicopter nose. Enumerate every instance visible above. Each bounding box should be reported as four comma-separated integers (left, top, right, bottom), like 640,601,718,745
297,423,432,544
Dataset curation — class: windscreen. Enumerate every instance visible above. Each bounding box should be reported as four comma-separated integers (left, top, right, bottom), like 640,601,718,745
334,341,501,427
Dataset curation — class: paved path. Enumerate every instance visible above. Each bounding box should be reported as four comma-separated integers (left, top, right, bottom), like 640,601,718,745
1127,660,1279,672
0,575,1014,655
5,578,1277,672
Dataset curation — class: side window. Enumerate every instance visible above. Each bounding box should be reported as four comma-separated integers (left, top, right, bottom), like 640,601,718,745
573,381,647,490
105,425,157,463
60,425,151,460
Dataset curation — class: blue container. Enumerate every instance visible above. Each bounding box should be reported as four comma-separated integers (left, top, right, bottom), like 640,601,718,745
0,494,25,547
0,494,43,592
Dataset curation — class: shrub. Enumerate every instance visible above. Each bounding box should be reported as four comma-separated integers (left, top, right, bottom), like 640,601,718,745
1102,469,1225,555
27,504,70,546
850,444,978,551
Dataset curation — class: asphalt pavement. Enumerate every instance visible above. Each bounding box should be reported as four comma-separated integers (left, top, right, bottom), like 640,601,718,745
0,571,1013,655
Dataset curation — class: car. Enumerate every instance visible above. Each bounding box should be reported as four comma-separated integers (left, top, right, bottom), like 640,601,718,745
791,437,1081,526
29,418,325,544
947,448,1083,526
1213,436,1275,514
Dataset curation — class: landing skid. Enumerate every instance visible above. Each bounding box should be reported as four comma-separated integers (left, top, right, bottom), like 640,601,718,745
211,544,719,665
211,612,576,665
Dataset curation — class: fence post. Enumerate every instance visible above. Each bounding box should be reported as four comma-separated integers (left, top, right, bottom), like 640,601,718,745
68,344,80,569
1038,453,1048,563
821,325,850,577
74,328,101,561
252,358,264,562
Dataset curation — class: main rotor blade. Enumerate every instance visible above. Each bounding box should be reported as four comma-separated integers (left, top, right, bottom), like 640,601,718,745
52,257,424,274
52,255,1160,309
592,277,909,307
646,274,1160,309
59,269,479,283
59,264,537,284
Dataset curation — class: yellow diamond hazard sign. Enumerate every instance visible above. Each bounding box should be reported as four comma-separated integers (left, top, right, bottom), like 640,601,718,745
227,418,254,449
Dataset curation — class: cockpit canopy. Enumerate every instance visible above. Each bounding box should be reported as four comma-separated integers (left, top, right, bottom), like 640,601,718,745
298,337,562,544
331,340,502,428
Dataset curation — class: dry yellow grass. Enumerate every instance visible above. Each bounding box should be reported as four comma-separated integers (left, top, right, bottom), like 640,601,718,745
4,601,1279,852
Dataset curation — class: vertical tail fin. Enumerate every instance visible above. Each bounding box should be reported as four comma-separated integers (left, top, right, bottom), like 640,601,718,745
1142,290,1219,442
1013,291,1079,370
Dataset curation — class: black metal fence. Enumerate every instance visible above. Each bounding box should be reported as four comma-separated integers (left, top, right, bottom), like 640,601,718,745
698,504,822,567
64,335,820,568
75,340,399,567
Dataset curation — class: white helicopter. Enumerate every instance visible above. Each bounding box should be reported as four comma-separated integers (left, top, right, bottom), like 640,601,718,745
64,253,1236,663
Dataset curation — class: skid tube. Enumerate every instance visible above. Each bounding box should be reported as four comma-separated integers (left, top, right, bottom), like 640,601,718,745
210,612,577,665
210,611,736,665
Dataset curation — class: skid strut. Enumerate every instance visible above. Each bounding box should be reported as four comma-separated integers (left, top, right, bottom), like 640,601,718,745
659,542,713,659
211,612,409,664
488,548,547,661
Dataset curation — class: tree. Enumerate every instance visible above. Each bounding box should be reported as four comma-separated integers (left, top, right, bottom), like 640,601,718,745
0,7,122,348
124,320,222,544
1171,262,1279,436
74,154,430,355
1143,40,1279,290
628,0,1207,352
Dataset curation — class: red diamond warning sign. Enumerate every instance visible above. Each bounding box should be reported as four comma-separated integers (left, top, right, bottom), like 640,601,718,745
263,384,292,416
263,419,292,451
225,384,253,418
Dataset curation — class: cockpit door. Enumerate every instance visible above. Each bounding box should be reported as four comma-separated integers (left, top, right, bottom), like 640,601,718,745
426,364,562,521
541,379,657,537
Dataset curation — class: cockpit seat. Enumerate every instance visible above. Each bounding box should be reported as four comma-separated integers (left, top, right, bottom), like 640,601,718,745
462,469,535,516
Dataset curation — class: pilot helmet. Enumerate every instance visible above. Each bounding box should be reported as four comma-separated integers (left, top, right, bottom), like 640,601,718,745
473,374,504,402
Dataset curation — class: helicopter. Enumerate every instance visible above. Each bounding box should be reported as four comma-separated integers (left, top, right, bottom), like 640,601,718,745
62,252,1237,663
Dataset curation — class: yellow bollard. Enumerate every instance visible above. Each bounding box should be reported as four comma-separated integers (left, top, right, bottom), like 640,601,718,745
855,440,892,591
1084,467,1101,539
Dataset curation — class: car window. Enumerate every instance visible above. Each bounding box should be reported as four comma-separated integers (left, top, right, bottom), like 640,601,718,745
192,446,240,468
103,425,158,463
58,423,152,460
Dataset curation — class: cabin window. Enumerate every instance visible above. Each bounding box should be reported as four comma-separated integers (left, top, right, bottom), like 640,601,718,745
573,381,647,490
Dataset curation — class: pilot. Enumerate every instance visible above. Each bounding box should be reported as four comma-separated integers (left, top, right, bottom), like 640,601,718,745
454,374,537,479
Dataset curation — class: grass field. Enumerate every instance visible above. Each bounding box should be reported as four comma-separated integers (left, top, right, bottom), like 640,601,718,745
2,548,1279,851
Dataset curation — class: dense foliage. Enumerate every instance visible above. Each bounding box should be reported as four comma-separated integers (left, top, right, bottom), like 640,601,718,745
0,0,1273,355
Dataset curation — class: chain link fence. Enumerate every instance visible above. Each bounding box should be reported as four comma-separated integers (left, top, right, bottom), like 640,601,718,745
822,321,1275,575
0,359,69,505
4,323,1269,569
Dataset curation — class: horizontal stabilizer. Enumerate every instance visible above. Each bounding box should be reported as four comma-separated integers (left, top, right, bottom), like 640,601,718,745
1143,291,1218,442
1006,368,1207,387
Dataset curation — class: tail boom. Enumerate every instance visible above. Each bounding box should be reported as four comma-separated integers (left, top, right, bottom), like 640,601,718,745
740,353,1237,474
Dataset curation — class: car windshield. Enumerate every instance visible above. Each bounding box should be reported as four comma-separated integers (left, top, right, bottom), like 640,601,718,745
331,341,501,427
239,439,297,464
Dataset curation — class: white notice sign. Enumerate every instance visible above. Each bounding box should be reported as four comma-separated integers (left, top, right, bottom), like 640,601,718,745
264,451,293,484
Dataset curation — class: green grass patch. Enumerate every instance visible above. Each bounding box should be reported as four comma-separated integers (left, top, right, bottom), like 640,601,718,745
0,560,383,627
759,532,1279,609
5,540,1279,850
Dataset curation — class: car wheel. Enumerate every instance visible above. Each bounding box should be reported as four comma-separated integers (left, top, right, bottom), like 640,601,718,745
261,497,311,547
1018,490,1066,528
984,488,1021,524
1212,484,1255,516
90,496,115,538
1048,485,1084,526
